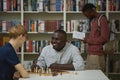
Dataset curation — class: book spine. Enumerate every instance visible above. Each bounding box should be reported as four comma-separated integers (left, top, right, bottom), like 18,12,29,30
3,0,7,11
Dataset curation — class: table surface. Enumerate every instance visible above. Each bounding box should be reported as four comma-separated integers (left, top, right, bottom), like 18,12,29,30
19,70,110,80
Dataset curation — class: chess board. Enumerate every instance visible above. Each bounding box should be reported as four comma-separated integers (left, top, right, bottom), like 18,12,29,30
29,70,70,76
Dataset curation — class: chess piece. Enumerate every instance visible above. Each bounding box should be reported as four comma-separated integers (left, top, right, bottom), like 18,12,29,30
35,67,38,73
38,69,41,76
74,71,78,75
60,70,62,75
31,60,39,72
48,68,52,74
41,67,45,74
46,68,49,74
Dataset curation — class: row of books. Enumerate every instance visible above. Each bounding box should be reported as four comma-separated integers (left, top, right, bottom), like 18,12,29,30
1,0,120,12
0,0,107,12
24,20,63,32
0,20,62,33
22,19,119,33
66,19,89,32
0,0,21,11
23,0,107,12
66,0,106,11
0,0,63,12
109,0,120,11
24,0,63,12
24,19,89,33
24,19,90,32
17,40,85,53
0,20,21,32
24,0,107,11
0,19,89,33
0,19,120,33
22,40,51,53
110,19,120,32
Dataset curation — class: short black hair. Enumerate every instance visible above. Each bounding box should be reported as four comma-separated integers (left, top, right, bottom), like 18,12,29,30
82,3,96,13
54,29,67,38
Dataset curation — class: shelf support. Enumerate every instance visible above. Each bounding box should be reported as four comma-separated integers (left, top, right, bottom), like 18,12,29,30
21,0,24,65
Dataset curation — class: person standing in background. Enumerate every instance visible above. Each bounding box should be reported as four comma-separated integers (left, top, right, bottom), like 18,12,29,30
37,30,85,71
82,3,110,71
0,25,29,80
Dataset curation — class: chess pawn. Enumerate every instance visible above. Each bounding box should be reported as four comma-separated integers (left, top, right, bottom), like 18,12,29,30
31,60,39,72
41,67,45,74
38,69,41,73
38,69,41,76
34,67,36,73
48,68,52,74
29,68,32,73
35,67,38,73
46,68,49,74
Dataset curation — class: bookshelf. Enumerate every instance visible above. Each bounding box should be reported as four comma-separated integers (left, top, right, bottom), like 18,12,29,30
0,0,120,80
105,1,120,80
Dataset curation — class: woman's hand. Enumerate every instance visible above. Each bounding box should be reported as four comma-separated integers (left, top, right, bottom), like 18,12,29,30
13,71,21,79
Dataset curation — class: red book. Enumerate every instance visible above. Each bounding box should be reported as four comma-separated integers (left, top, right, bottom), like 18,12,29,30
26,40,33,52
13,0,17,11
7,0,11,11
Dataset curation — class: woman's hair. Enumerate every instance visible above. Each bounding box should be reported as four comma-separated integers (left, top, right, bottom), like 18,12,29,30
82,3,96,13
9,25,27,39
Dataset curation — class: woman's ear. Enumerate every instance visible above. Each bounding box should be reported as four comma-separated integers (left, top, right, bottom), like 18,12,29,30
17,34,23,39
19,34,23,37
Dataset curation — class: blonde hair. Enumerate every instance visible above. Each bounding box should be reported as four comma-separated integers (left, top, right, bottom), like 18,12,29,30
9,25,27,39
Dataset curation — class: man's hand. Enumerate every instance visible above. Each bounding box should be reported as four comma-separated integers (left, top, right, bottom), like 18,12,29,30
49,63,59,69
49,63,75,70
83,37,88,43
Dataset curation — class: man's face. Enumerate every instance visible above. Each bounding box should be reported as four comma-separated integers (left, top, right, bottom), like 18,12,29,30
83,10,94,20
51,32,66,51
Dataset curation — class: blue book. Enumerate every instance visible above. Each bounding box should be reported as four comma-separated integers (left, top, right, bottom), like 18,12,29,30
31,0,37,11
56,0,61,11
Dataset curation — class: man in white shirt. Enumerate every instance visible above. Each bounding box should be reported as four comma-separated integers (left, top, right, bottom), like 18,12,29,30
37,30,85,70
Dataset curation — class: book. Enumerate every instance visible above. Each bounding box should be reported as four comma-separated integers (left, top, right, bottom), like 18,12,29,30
3,36,9,45
72,31,85,40
0,35,3,47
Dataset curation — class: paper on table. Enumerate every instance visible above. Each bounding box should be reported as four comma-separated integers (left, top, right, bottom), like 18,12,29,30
72,31,85,40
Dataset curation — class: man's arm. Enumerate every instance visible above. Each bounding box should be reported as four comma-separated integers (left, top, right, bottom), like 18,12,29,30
49,63,75,70
15,63,29,78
